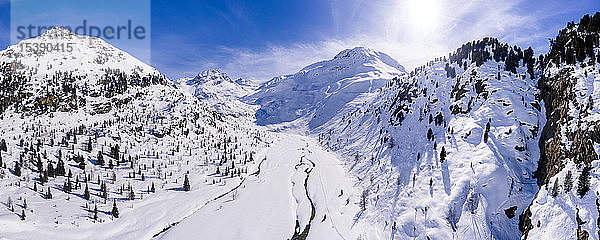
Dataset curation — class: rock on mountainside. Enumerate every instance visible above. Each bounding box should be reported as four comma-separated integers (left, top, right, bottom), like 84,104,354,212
521,12,600,240
249,47,406,129
316,37,544,239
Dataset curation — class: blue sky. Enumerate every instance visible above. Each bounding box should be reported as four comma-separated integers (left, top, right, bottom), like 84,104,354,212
0,0,599,80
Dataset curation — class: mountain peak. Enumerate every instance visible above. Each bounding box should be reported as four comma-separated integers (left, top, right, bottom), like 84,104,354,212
188,69,233,85
321,47,406,73
40,27,78,39
333,47,376,60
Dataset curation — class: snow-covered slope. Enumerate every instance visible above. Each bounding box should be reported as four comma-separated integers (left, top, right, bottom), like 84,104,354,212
0,27,165,116
2,12,600,240
316,38,544,239
176,69,256,117
521,13,600,240
249,47,406,129
0,27,160,83
0,28,270,239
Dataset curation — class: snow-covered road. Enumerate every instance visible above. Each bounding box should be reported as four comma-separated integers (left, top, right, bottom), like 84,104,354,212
158,133,360,240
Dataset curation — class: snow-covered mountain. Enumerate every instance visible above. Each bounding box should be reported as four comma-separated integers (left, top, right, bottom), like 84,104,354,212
316,37,544,239
520,13,600,240
0,27,165,116
249,47,406,129
176,69,256,117
0,28,270,239
1,12,600,240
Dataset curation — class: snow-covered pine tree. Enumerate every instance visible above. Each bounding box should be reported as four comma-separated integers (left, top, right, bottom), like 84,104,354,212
46,187,52,199
0,139,6,152
564,171,573,193
128,188,135,200
94,204,98,220
484,120,491,143
84,184,90,200
14,163,21,176
577,166,591,198
112,200,119,218
97,151,104,166
440,146,447,163
87,137,93,152
183,175,191,191
551,179,560,197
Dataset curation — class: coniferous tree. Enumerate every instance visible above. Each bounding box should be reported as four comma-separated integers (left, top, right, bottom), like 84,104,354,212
484,120,491,143
111,144,119,162
97,151,104,166
7,196,13,212
101,182,108,200
128,188,135,200
87,138,93,152
46,187,52,199
183,175,191,191
112,200,119,218
93,204,98,220
64,178,72,193
14,163,21,176
56,159,65,176
79,159,86,170
39,171,47,184
551,179,560,197
564,171,573,193
359,190,368,212
84,183,90,200
47,163,55,178
0,139,6,152
36,159,43,172
427,128,433,141
577,166,591,198
440,146,447,163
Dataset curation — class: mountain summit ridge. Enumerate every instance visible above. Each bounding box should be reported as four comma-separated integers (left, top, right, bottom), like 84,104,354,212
251,46,406,128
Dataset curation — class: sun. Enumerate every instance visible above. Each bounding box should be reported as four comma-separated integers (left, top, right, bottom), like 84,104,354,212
407,0,440,30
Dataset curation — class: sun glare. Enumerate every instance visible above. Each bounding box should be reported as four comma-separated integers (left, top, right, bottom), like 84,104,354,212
408,0,440,30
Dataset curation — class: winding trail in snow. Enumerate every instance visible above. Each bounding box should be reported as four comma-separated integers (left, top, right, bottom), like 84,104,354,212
290,155,316,240
155,132,358,240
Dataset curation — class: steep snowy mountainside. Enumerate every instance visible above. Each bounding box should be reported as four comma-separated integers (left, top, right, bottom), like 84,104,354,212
317,37,544,239
176,69,257,117
521,12,600,240
0,26,159,81
0,28,270,239
249,47,406,129
0,27,165,116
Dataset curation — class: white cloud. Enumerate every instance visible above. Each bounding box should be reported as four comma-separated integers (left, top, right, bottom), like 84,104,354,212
214,0,558,82
155,0,590,83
